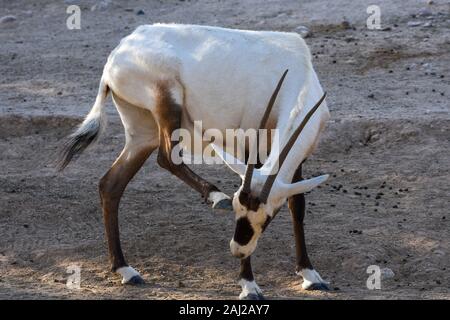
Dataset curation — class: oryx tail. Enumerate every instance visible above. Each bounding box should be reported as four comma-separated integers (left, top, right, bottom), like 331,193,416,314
56,78,109,170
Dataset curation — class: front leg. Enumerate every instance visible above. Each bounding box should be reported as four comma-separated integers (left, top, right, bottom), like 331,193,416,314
238,256,265,300
288,165,330,291
153,82,232,211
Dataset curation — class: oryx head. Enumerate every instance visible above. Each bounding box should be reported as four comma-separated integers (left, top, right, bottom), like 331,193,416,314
213,70,328,259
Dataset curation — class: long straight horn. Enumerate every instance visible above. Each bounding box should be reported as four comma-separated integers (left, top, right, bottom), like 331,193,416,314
241,69,289,194
259,92,327,203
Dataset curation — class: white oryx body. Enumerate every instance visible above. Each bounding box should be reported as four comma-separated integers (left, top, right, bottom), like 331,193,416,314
104,24,328,169
59,23,331,299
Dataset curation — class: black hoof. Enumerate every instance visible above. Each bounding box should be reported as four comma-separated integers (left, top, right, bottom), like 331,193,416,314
241,293,265,300
213,198,233,211
124,275,145,285
305,282,330,291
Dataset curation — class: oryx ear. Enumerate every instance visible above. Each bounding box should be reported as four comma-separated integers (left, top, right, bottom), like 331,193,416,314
277,174,329,199
211,143,246,178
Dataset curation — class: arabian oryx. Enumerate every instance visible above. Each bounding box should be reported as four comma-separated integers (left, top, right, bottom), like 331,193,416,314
57,23,331,300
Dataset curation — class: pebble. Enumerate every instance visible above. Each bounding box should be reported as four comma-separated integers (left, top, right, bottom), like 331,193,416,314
381,268,395,279
417,8,433,17
136,9,145,15
407,21,423,27
0,15,17,25
294,25,311,38
341,20,351,30
91,0,111,11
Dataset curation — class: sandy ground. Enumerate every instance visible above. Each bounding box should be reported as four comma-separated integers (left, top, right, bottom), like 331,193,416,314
0,0,449,299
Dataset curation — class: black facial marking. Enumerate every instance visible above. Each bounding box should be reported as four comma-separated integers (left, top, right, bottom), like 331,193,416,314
233,217,254,245
238,191,261,211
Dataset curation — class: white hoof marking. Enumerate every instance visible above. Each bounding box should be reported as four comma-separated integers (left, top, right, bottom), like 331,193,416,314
117,266,141,284
238,279,263,299
208,191,230,207
297,268,329,289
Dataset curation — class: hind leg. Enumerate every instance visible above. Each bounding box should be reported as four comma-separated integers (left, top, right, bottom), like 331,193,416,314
99,93,158,284
153,82,232,210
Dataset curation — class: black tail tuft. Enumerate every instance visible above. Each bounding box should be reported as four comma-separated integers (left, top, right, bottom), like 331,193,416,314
56,117,102,171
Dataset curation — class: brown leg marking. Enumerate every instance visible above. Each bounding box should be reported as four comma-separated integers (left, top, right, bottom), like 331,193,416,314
153,82,221,200
99,144,156,271
288,164,314,271
239,256,254,281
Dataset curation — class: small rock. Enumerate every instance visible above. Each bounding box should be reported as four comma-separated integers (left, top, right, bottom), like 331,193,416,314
341,20,351,30
433,250,445,256
91,0,111,11
0,15,17,25
418,8,433,17
177,280,186,288
23,10,33,17
380,268,395,279
54,278,65,284
136,9,145,15
423,21,433,28
294,25,311,38
407,21,423,27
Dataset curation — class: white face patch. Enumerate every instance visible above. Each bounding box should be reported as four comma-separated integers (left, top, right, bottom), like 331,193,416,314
116,266,141,284
238,279,263,299
297,268,329,290
230,238,258,258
